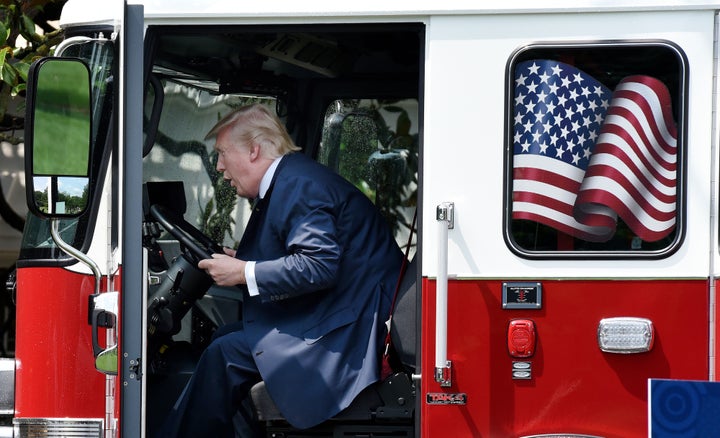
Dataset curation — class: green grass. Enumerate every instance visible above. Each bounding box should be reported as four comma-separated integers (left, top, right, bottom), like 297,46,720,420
32,59,91,177
33,107,90,176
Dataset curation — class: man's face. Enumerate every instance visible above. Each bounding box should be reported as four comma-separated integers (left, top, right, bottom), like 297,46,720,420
214,128,260,199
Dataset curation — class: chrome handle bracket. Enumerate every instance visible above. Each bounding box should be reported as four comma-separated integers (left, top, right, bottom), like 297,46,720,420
434,360,453,387
436,202,454,229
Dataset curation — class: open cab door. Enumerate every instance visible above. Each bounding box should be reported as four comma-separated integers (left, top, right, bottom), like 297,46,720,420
17,1,146,436
119,2,146,436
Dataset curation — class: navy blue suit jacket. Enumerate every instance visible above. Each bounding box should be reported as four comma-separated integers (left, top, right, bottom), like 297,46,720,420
234,153,403,428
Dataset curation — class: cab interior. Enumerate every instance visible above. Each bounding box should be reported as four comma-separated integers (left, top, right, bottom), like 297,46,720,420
140,23,423,437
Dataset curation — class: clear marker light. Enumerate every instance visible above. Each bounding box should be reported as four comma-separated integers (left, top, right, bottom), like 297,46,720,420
597,317,654,354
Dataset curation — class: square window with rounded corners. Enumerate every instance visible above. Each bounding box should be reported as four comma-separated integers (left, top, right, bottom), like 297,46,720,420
318,99,419,257
505,42,686,258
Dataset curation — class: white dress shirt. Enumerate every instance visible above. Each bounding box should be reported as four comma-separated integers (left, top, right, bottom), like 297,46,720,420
245,156,283,296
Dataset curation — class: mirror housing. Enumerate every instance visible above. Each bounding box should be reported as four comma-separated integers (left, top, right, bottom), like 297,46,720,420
25,57,92,218
90,291,119,375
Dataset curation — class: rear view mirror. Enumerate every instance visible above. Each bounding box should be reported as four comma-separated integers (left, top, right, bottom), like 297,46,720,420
25,57,92,218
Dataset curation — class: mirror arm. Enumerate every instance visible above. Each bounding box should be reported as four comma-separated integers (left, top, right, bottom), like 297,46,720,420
51,219,117,376
50,218,102,294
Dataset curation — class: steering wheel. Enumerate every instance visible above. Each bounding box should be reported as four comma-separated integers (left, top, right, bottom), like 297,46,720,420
149,204,225,263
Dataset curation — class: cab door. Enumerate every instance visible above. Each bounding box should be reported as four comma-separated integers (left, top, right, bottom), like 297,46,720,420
15,9,120,438
120,1,146,436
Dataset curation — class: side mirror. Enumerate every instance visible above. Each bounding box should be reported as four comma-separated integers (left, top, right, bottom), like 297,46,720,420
25,57,92,218
91,291,119,375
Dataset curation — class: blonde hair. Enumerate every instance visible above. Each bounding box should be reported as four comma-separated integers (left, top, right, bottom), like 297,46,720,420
205,104,301,158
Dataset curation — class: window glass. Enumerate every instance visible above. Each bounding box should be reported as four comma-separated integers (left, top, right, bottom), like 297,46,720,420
20,38,115,260
506,44,684,255
142,80,275,248
319,99,418,255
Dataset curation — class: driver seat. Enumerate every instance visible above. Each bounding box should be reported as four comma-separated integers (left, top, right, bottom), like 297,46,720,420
249,257,417,436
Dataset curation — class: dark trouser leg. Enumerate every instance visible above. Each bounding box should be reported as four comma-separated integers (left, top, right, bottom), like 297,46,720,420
159,328,262,438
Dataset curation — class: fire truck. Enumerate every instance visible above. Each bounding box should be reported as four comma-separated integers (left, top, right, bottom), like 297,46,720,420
2,0,720,436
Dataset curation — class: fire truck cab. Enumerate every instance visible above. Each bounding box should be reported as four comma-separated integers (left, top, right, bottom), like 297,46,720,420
4,0,720,437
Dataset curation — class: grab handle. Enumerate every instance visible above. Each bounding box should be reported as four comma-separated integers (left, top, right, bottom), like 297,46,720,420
435,202,454,387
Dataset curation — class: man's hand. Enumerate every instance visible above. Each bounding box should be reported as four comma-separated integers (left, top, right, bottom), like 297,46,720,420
198,249,246,286
221,246,236,257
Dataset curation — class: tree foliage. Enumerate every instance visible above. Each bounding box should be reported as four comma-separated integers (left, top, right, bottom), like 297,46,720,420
0,0,65,144
0,0,65,232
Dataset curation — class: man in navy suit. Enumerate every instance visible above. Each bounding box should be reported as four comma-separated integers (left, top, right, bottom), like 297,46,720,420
162,104,403,437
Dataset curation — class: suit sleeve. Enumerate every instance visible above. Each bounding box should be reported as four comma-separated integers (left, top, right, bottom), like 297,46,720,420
253,178,343,302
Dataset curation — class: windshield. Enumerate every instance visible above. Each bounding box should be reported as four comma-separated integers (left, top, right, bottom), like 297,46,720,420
19,36,115,263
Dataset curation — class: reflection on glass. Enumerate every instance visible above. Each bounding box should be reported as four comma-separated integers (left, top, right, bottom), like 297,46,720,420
95,345,118,375
21,42,113,254
319,99,419,254
33,175,89,216
32,59,91,177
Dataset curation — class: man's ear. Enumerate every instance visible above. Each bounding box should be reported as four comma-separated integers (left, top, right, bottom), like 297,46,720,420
248,143,261,162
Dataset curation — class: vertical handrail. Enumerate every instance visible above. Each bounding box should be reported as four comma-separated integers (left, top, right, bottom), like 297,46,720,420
50,219,102,294
435,202,454,387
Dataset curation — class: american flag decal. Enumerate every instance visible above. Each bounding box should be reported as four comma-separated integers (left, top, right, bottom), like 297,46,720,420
512,60,677,243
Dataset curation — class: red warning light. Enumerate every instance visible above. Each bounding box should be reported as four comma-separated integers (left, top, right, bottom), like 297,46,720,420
508,319,536,358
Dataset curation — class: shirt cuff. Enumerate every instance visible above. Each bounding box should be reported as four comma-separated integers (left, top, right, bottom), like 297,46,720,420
245,260,259,296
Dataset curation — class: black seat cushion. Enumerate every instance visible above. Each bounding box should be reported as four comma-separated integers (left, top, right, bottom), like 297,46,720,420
251,380,382,422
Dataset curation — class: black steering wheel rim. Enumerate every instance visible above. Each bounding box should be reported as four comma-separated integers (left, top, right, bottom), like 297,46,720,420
149,204,224,263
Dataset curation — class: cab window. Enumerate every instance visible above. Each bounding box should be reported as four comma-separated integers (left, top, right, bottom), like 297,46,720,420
505,43,685,256
318,99,418,254
19,38,115,262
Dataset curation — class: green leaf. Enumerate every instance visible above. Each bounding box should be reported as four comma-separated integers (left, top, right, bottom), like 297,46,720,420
1,61,17,85
383,105,403,113
0,47,10,83
395,111,411,136
13,60,28,81
0,21,7,47
11,82,25,97
21,14,36,39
